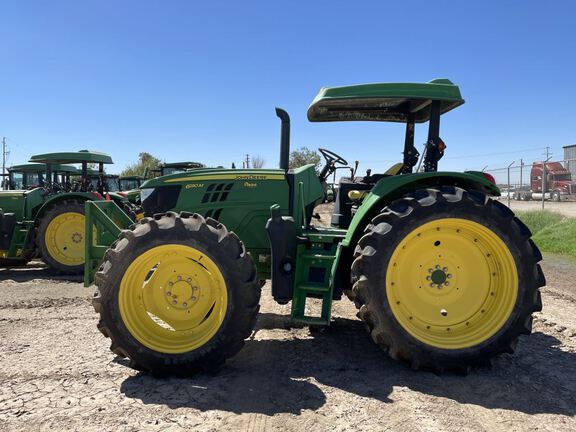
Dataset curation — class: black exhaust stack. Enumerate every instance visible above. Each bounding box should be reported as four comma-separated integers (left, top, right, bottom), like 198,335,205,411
276,108,290,171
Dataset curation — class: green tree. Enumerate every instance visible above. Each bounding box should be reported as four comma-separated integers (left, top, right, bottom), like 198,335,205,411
121,152,163,177
289,147,321,172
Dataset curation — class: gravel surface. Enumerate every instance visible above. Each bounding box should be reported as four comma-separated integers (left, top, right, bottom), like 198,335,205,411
498,199,576,217
1,254,576,432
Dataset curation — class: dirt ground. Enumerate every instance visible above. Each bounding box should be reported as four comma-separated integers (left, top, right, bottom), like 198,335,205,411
0,252,575,432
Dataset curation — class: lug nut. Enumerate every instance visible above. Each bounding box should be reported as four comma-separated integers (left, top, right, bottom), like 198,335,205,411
192,296,197,301
172,300,177,305
168,282,173,287
183,303,187,307
443,267,448,272
447,274,452,279
187,278,192,283
426,276,431,281
440,309,448,316
177,275,182,281
166,291,172,296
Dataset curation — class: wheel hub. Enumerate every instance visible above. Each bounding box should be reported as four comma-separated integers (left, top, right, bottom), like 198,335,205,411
165,275,199,310
386,218,518,349
44,212,87,266
426,264,452,289
118,244,228,354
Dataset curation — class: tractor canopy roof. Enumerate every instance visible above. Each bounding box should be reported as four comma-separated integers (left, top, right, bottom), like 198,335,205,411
161,161,205,169
29,150,113,164
119,175,143,180
307,78,464,123
9,162,80,173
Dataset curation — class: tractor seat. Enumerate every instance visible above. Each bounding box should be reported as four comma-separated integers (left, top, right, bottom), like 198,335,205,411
383,162,404,176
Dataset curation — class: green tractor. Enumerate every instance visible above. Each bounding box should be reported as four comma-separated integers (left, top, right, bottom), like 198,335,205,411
3,162,80,191
85,170,121,193
86,79,544,374
152,161,205,177
117,176,144,204
0,150,125,272
119,175,143,192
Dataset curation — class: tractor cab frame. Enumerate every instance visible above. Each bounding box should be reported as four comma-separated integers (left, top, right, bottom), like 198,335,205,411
4,163,80,191
30,150,114,195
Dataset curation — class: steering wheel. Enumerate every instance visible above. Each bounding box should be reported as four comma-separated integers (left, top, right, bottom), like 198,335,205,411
318,148,348,182
319,148,348,166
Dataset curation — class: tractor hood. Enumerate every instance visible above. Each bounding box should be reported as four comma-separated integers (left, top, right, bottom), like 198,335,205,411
140,168,286,189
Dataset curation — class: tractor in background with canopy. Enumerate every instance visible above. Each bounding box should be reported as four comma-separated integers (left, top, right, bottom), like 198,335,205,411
3,163,79,191
85,79,544,375
0,150,129,272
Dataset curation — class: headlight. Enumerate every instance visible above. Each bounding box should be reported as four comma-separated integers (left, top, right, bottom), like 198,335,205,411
140,188,155,203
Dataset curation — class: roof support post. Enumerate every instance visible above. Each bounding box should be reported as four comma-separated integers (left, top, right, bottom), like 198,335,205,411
423,100,443,172
401,113,418,174
81,162,88,192
45,164,52,189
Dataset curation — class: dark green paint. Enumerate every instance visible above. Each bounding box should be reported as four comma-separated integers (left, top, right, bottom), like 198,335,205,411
308,78,464,123
30,150,113,164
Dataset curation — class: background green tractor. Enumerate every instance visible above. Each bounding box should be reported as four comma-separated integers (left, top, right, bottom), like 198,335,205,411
86,79,544,375
117,176,144,204
150,161,206,177
0,150,127,273
3,162,80,191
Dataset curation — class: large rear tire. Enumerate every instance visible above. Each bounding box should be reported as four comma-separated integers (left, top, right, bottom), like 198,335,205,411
349,187,544,371
93,212,260,376
37,200,87,274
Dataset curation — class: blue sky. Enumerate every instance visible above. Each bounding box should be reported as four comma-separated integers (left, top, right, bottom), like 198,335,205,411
1,1,575,176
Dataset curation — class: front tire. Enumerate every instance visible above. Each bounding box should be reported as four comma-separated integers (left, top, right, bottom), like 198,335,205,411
93,212,260,375
349,187,544,371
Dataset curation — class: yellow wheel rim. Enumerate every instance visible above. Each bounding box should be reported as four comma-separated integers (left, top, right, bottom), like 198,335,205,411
44,212,86,266
386,218,518,350
119,244,228,354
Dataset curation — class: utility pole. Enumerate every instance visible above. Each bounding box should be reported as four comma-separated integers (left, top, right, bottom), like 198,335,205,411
2,137,8,189
519,158,524,187
507,161,515,208
244,154,250,169
542,147,552,210
2,137,7,177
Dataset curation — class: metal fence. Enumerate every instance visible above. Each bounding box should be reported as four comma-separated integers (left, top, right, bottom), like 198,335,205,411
486,158,576,210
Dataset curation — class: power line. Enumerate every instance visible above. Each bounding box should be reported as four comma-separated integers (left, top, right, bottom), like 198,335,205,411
443,146,547,160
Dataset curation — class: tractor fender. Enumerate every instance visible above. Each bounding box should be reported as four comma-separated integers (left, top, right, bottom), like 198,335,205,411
330,171,500,299
32,192,99,223
341,171,500,249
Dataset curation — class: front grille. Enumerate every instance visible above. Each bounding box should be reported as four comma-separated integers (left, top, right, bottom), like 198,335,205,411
142,185,182,216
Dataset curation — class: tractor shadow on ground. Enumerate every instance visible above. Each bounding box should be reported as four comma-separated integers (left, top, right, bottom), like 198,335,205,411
0,263,83,283
120,313,576,416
